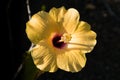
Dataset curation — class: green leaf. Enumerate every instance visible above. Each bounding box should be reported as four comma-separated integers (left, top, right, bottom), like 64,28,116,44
19,52,44,80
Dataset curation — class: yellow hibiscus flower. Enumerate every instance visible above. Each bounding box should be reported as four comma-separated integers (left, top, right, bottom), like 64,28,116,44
26,6,97,73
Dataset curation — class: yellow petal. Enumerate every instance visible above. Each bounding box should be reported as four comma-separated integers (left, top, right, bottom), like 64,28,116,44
26,11,58,44
68,21,97,53
63,8,80,34
31,44,58,72
49,6,66,22
74,21,91,33
57,50,86,72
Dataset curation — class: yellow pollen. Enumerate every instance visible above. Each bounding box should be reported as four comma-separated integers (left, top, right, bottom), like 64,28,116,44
60,33,72,43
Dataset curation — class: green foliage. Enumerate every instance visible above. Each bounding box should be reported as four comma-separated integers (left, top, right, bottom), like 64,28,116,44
41,5,46,11
20,52,41,80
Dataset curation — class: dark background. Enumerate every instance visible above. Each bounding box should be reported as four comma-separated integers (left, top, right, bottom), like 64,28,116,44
3,0,120,80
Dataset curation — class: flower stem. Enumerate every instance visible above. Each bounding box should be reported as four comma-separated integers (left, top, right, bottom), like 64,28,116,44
12,0,44,80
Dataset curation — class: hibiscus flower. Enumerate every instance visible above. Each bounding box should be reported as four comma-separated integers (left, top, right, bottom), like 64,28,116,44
26,6,97,72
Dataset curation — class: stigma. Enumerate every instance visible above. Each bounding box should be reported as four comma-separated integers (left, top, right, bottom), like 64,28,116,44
60,33,72,43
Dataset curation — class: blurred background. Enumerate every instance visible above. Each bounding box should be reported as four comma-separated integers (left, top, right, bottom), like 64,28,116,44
3,0,120,80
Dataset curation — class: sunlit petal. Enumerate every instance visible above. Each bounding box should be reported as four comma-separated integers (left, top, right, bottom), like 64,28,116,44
68,21,97,53
63,8,80,34
49,6,66,22
57,50,86,72
74,21,91,32
31,45,58,72
26,11,58,44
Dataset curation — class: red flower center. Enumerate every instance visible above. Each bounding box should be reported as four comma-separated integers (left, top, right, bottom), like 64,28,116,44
52,35,66,49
